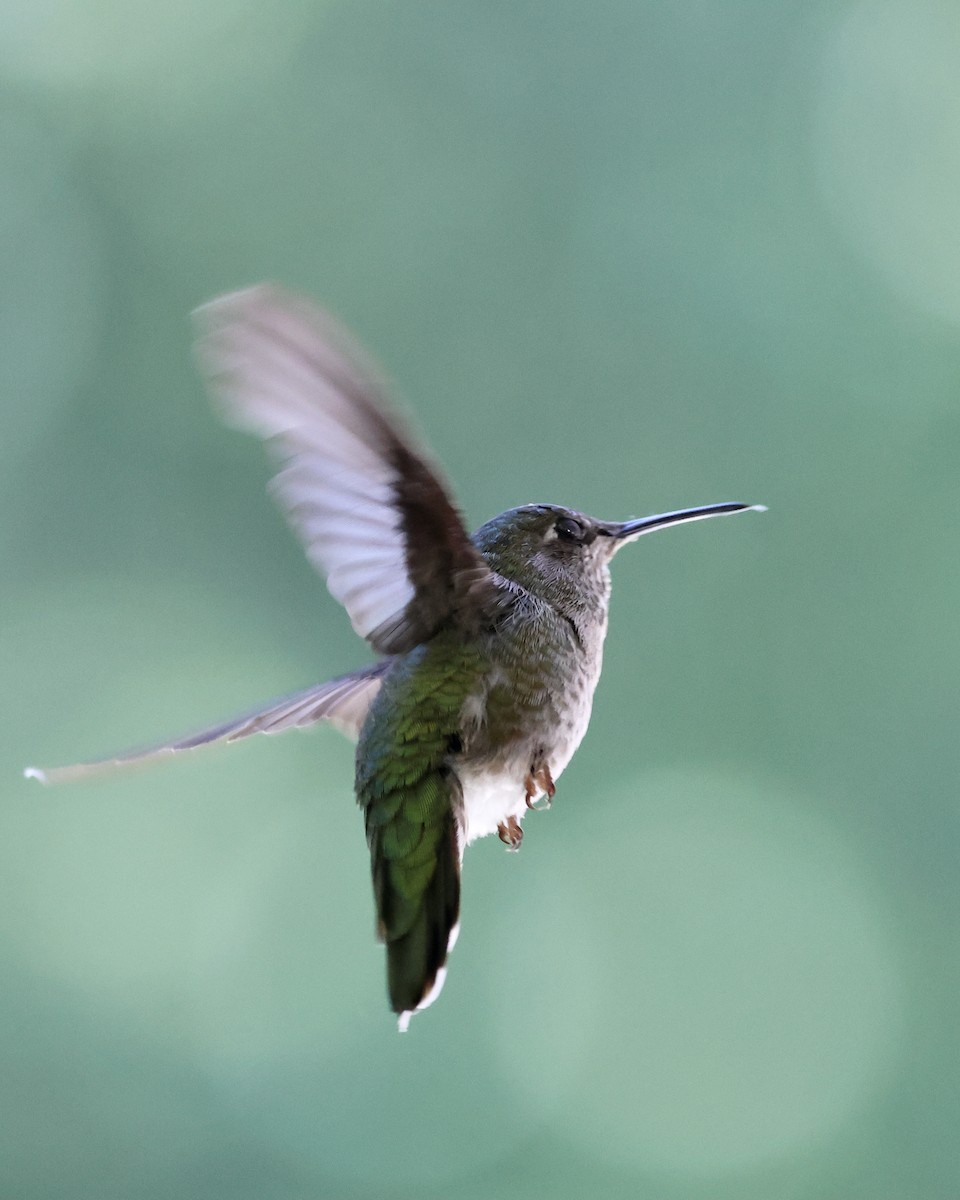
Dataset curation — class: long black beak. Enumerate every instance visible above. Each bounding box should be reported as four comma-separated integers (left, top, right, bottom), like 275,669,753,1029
606,502,766,541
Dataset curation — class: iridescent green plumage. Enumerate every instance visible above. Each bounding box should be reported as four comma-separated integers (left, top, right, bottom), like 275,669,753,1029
357,637,483,1014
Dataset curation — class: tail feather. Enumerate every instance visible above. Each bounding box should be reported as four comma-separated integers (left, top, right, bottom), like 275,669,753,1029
386,815,461,1027
367,795,462,1032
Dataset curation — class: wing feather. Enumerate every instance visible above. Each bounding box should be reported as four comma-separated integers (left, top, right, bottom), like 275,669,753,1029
24,664,388,786
195,285,495,654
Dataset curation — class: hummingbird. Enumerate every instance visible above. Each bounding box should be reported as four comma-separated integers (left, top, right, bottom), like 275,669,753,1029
25,285,764,1031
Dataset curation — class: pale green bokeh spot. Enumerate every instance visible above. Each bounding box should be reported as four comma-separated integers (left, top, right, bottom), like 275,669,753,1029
542,771,903,1176
2,573,358,1031
0,0,317,131
186,795,379,1070
815,0,960,324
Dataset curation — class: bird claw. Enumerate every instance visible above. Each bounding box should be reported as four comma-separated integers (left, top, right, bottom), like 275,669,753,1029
524,763,556,810
498,816,523,851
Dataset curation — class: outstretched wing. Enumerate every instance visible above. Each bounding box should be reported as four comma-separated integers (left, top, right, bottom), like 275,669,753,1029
24,663,388,786
195,285,495,655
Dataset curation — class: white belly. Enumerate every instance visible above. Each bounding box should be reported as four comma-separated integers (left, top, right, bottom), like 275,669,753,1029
459,768,529,845
457,708,590,845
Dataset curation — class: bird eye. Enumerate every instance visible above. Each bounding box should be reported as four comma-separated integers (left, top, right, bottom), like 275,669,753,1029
554,517,585,542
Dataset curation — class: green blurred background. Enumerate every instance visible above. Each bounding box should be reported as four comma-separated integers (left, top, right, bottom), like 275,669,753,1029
2,0,958,1196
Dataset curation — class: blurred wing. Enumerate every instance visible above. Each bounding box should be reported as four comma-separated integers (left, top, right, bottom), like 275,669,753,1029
195,285,494,655
24,663,388,786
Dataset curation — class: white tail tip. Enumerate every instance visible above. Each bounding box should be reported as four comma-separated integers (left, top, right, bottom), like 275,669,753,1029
23,768,48,784
397,1011,412,1033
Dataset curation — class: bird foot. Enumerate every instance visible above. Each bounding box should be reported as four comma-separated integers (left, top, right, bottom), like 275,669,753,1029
524,763,556,811
498,815,523,851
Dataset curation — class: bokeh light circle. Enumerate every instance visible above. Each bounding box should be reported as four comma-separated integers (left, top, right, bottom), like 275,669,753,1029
1,573,329,1014
0,0,315,128
490,769,903,1176
186,794,378,1070
815,0,960,323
